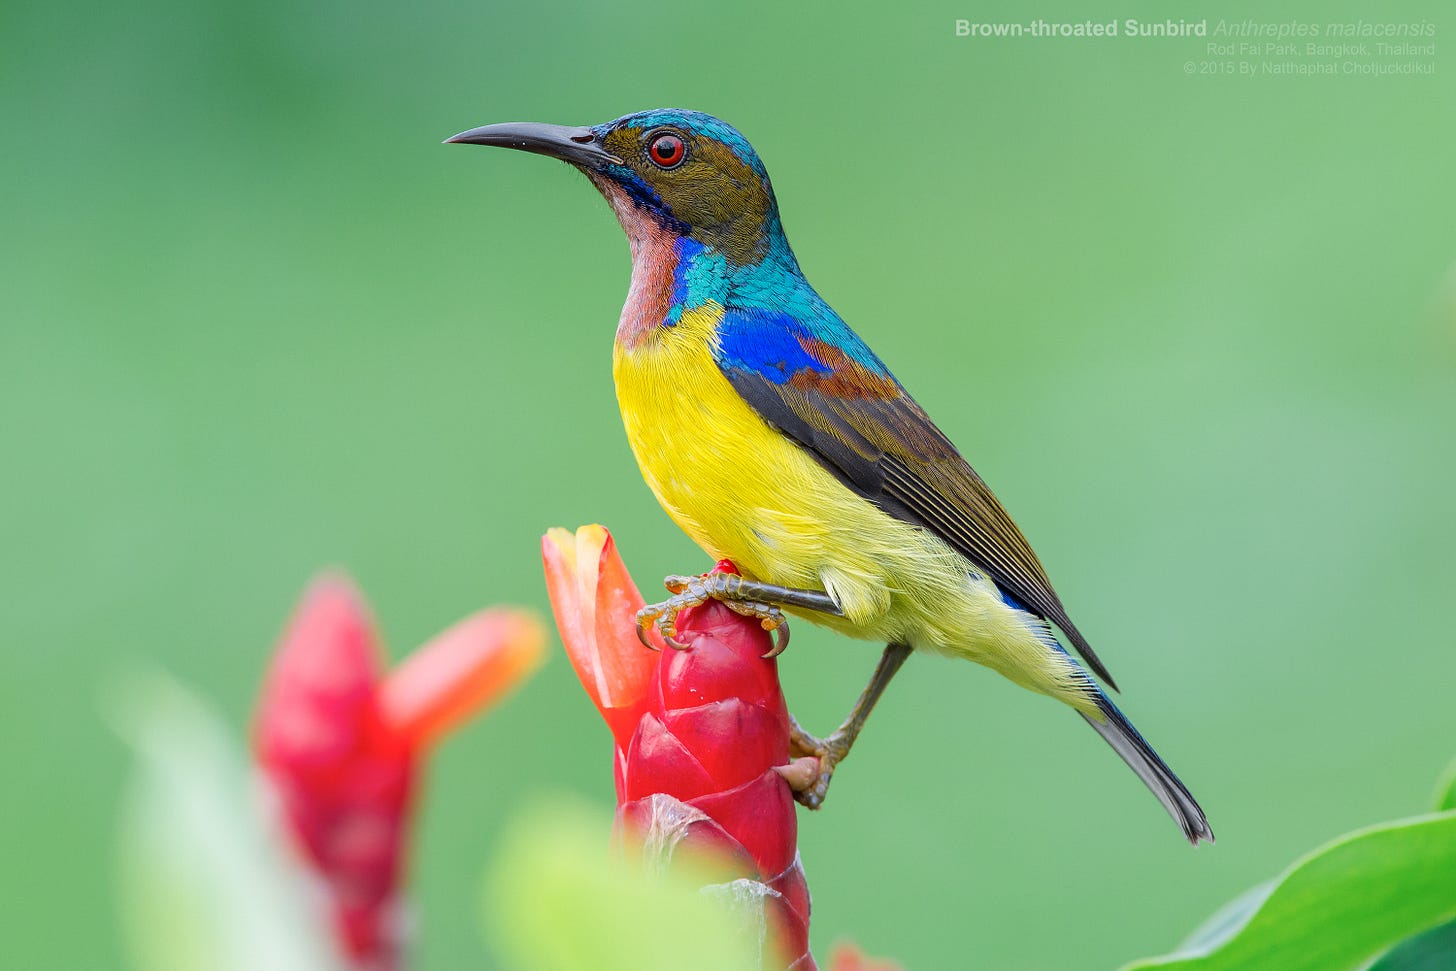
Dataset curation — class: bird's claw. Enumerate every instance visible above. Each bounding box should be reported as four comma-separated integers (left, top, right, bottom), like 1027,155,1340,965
633,602,689,651
635,571,791,658
788,718,852,811
634,620,680,652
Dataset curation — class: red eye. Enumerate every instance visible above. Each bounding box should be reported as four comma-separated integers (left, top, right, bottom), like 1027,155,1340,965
648,133,686,168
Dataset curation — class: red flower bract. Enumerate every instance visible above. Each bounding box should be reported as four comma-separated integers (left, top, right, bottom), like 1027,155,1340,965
255,574,544,970
544,526,814,969
825,943,904,971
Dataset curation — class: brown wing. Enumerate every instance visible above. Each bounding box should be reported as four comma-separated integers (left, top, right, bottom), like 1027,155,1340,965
718,329,1117,689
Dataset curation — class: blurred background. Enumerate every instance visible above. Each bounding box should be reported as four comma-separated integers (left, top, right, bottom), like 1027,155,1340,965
3,0,1454,966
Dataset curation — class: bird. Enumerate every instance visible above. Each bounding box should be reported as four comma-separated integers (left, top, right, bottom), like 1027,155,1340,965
447,109,1213,844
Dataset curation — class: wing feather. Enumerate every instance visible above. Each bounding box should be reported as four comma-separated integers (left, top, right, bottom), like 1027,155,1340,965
714,305,1117,689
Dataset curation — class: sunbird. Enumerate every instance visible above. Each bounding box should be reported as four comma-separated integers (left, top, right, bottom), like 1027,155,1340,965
448,109,1212,844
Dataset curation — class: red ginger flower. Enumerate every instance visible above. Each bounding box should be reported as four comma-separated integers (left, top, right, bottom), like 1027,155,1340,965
254,574,544,970
826,943,904,971
543,525,816,969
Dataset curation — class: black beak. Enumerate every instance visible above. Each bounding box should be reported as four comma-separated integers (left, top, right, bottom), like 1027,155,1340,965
444,122,622,168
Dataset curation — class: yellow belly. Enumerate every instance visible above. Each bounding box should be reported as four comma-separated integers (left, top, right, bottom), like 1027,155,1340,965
613,303,1091,709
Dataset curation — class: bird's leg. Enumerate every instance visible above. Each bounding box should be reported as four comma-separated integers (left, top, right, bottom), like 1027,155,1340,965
635,569,842,657
787,642,913,810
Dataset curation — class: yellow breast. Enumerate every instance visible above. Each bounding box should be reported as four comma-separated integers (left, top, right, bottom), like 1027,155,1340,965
611,303,1093,709
612,303,944,640
613,302,818,580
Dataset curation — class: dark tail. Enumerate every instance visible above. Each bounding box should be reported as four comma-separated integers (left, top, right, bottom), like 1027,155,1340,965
996,587,1212,844
1081,690,1214,845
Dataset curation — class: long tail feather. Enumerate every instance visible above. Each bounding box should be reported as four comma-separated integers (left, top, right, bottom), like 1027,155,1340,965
1081,690,1214,845
997,587,1212,844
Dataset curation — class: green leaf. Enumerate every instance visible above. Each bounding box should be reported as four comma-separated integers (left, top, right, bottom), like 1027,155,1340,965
1364,918,1456,971
1359,762,1456,971
1432,759,1456,813
113,673,338,971
1177,881,1275,953
483,801,766,971
1119,811,1456,971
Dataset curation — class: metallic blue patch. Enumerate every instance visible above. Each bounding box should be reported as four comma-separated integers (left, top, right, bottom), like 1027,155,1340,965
661,237,709,327
999,588,1031,613
674,240,732,310
703,249,895,385
670,237,702,306
715,308,834,384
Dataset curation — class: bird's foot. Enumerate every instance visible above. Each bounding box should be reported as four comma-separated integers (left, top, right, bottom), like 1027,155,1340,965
635,568,790,658
786,716,854,810
780,643,913,810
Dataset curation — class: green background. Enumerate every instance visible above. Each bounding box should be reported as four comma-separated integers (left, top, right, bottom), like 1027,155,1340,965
3,0,1453,967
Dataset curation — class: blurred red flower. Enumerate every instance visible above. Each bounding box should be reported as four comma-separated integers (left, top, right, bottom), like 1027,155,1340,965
826,942,905,971
254,574,544,970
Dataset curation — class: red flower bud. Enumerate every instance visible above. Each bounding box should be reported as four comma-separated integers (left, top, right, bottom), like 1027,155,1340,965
544,526,814,969
255,574,543,970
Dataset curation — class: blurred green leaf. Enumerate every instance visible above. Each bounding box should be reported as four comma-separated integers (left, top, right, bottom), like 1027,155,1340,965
1356,763,1456,970
1119,811,1456,971
114,673,338,971
1364,919,1456,971
483,801,764,971
1177,882,1275,953
1432,759,1456,813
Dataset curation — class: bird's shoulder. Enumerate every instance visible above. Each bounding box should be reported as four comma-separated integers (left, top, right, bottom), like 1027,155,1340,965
713,285,903,397
711,287,954,463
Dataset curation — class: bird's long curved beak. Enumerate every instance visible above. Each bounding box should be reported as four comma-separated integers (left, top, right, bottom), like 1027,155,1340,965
444,122,622,168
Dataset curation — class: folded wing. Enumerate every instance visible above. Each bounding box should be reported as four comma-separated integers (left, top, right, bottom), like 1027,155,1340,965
712,304,1117,689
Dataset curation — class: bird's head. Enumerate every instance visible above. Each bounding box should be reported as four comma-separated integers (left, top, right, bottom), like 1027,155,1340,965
447,109,783,265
